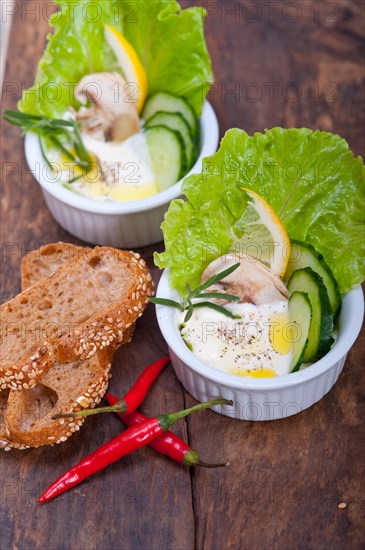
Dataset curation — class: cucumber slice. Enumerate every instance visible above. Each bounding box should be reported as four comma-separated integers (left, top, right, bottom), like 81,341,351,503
287,267,334,362
145,125,185,191
142,92,199,139
284,240,341,319
288,291,312,372
145,111,196,169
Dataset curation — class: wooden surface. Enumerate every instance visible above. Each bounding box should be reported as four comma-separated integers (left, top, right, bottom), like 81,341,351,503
0,0,14,89
1,1,364,549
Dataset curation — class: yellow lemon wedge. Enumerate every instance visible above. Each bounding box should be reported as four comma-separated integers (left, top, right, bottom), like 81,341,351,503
241,187,291,277
104,24,148,113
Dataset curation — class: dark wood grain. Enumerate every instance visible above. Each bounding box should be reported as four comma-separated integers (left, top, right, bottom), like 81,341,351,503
199,0,365,156
1,1,364,550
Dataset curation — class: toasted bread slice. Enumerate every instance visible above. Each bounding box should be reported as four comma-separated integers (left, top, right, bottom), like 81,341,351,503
5,349,112,447
21,242,89,290
0,247,153,391
0,390,22,450
2,243,143,448
0,390,9,441
2,246,112,449
21,242,136,347
0,389,28,450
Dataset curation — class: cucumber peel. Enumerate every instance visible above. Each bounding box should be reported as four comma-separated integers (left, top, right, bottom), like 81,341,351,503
145,111,196,169
142,92,199,138
145,125,186,190
288,291,312,372
284,240,342,320
287,267,334,362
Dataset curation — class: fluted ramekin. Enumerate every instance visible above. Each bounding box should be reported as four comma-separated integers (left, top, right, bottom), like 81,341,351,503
155,270,364,421
24,102,219,248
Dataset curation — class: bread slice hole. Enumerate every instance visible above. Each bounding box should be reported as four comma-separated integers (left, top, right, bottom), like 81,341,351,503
0,389,10,417
88,255,102,268
14,384,59,430
0,389,10,435
39,299,53,310
40,244,57,257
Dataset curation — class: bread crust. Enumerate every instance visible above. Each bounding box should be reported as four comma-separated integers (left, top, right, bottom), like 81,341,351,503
0,247,153,391
5,349,112,448
21,243,137,349
1,243,148,449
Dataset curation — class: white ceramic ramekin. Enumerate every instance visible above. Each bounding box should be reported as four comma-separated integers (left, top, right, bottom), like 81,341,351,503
156,270,364,421
24,102,219,248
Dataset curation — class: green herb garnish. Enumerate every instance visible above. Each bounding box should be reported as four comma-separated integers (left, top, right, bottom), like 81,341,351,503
2,110,93,182
150,263,242,322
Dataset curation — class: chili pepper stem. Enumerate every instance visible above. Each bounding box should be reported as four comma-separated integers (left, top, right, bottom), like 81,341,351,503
158,398,233,431
52,356,171,420
38,397,233,503
196,461,230,468
183,449,229,468
52,400,127,420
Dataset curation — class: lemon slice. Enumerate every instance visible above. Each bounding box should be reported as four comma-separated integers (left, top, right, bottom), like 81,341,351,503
236,188,290,277
104,24,148,113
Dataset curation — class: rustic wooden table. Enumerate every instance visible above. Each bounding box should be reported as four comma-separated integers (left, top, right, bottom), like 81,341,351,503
1,1,364,549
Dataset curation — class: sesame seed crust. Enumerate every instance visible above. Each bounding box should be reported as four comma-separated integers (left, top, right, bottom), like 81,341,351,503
55,248,153,364
4,350,113,448
1,244,153,449
0,247,154,392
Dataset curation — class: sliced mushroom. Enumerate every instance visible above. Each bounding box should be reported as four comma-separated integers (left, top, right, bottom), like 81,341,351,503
201,253,289,305
74,72,140,142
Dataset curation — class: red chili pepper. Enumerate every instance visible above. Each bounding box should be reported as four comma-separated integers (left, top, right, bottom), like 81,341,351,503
106,393,229,468
53,356,170,419
39,397,232,502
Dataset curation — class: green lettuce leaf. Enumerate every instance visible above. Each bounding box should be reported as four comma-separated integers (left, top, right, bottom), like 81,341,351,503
19,0,212,117
155,128,365,295
120,1,212,114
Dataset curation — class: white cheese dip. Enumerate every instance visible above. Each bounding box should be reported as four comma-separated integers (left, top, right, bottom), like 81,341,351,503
178,301,293,378
80,133,158,201
53,132,158,202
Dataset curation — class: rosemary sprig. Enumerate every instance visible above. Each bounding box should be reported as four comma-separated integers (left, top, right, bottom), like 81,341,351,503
2,110,93,182
150,263,242,322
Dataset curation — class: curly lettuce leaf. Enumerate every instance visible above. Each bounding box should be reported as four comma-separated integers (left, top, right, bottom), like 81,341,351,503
18,1,116,118
19,0,212,117
155,128,365,295
120,1,212,114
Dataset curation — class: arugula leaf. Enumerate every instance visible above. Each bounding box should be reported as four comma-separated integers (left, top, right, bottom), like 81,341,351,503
155,128,365,295
19,0,212,118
